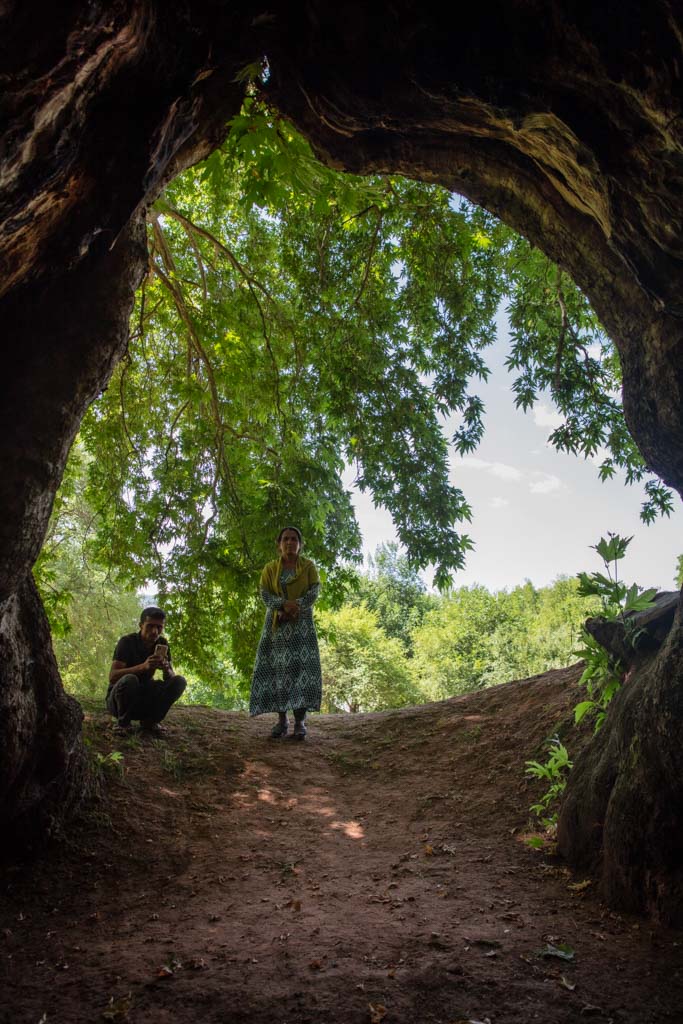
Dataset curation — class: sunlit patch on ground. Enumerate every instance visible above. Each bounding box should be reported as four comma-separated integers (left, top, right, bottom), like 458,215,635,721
2,666,682,1024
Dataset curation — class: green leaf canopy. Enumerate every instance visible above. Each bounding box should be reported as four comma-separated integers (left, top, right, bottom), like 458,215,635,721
73,101,671,680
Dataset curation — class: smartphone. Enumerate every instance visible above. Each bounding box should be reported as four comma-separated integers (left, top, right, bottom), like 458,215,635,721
154,643,168,658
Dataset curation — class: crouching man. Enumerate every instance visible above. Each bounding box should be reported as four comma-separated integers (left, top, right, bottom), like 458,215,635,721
107,606,186,736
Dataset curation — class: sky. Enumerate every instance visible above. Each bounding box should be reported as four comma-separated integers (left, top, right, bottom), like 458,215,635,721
345,312,682,594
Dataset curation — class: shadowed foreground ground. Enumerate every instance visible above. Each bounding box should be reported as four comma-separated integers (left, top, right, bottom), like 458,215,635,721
2,665,682,1023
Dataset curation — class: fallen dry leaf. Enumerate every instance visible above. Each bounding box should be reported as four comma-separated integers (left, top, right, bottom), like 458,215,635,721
450,1018,491,1024
188,957,208,970
157,956,182,979
368,1003,387,1023
538,942,574,961
101,992,133,1020
568,880,592,893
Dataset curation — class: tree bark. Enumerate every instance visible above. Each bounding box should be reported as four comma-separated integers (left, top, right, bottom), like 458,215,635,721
1,0,683,916
0,575,87,848
0,0,250,843
558,595,683,923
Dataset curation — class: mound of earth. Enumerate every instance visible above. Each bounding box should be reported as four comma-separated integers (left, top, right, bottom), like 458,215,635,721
1,665,681,1024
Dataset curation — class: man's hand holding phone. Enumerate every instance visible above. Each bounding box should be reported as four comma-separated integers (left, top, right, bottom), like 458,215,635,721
143,644,169,675
154,643,171,674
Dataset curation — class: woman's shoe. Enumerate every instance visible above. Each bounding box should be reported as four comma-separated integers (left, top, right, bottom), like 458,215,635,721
270,714,289,738
293,715,307,741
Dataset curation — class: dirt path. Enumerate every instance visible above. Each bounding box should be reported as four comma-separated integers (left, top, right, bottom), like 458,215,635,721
2,666,682,1024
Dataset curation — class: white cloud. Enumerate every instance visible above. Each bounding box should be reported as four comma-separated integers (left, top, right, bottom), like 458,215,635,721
490,462,524,483
459,457,523,482
490,496,510,509
458,457,491,472
529,473,563,495
533,403,564,430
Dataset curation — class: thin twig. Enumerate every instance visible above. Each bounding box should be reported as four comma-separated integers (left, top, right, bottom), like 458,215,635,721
354,207,384,307
160,206,286,429
119,354,142,460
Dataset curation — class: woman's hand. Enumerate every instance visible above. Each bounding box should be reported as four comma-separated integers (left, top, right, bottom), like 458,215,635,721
283,600,300,619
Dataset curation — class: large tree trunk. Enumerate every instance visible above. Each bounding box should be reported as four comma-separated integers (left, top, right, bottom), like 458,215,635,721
0,577,87,848
0,0,250,843
558,595,683,923
0,218,145,843
1,0,683,917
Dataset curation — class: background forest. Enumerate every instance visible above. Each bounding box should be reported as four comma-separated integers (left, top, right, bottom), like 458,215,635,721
38,486,600,713
33,99,681,713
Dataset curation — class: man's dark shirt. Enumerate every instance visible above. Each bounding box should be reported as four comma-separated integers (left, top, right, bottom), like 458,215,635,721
110,632,172,689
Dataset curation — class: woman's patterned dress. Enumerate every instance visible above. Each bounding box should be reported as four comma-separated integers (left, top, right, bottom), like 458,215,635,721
249,568,322,715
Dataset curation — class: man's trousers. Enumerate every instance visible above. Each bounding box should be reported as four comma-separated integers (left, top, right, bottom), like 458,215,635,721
106,674,187,726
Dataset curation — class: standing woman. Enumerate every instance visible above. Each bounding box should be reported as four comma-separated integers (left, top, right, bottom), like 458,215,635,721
250,527,322,740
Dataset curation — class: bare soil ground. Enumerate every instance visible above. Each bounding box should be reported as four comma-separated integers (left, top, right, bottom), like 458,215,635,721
2,665,682,1024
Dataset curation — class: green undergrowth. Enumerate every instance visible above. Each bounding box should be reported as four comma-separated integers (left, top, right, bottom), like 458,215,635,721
526,534,657,835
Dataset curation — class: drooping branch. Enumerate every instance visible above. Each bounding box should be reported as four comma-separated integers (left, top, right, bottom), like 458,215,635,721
155,204,288,434
354,206,383,307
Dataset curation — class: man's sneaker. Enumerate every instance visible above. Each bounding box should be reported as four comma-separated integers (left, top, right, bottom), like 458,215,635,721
112,722,133,737
139,721,166,737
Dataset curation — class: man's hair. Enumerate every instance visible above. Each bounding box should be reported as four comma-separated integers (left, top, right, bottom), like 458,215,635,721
139,606,166,625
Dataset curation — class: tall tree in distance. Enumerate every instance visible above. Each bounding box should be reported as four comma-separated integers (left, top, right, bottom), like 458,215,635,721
33,445,141,699
318,604,423,713
350,543,434,653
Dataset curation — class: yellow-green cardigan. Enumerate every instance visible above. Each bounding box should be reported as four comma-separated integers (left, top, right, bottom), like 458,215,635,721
260,557,320,632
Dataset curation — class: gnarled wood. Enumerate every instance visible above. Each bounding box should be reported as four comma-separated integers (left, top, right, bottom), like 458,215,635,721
0,0,252,841
585,591,679,669
558,596,683,922
0,575,86,848
1,0,683,915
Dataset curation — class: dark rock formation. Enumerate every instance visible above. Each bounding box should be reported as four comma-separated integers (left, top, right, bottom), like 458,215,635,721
1,1,682,916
